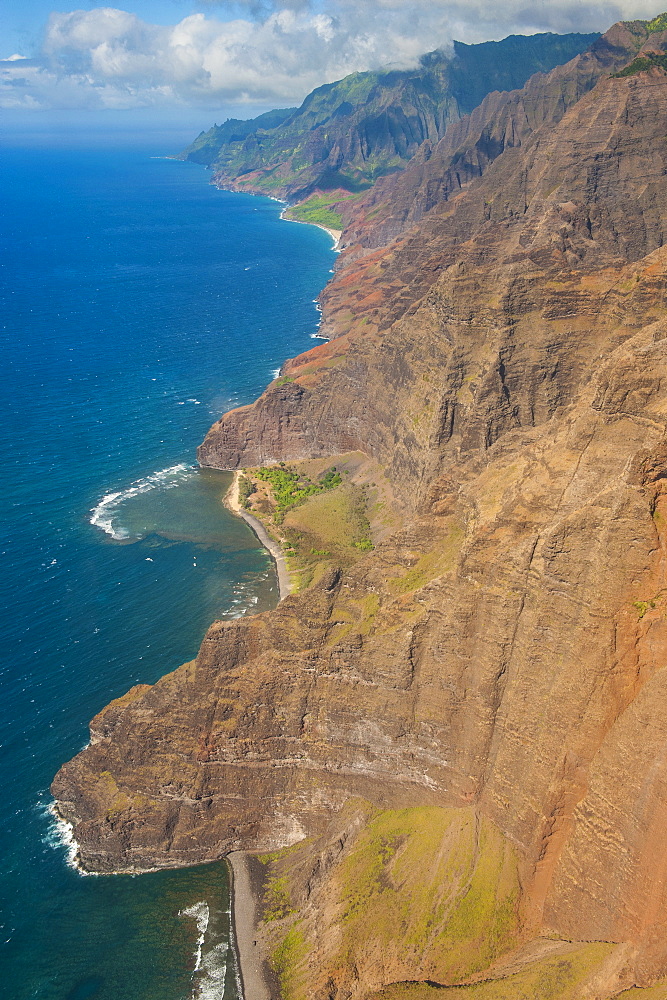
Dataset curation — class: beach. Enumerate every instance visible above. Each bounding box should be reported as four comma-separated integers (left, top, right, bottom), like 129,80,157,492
279,208,342,250
223,477,293,997
227,853,279,1000
224,471,292,601
310,222,342,248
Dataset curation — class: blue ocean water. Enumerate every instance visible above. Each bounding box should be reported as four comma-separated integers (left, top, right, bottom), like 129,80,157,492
0,131,335,999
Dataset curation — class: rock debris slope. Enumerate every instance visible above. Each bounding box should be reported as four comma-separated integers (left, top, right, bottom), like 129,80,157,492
55,17,667,999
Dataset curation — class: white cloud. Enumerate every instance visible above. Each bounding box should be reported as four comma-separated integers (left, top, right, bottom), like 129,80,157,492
2,0,667,111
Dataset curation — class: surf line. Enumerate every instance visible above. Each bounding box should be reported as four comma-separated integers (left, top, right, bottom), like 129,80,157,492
89,463,195,541
278,207,342,251
223,472,291,601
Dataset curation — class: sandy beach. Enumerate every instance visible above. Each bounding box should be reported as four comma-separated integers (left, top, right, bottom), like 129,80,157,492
224,472,291,601
227,852,278,1000
311,221,342,248
279,209,342,250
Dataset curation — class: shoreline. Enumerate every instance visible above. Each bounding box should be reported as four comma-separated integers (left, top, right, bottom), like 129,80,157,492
224,471,292,601
279,208,342,250
208,178,343,250
227,852,277,1000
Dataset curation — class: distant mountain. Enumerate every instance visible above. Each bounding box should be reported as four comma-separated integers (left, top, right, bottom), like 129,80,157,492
183,107,295,167
180,32,599,208
58,13,667,1000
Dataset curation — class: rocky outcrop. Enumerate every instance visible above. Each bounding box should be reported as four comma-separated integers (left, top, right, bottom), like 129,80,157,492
201,35,667,506
55,16,667,999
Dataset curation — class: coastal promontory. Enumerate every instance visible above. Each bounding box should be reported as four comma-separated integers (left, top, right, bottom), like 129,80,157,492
54,16,667,1000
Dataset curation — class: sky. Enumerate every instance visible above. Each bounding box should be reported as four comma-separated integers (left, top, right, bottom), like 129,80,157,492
2,0,667,127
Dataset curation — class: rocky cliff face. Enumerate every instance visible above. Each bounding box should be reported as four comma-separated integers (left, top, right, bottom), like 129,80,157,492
341,22,651,248
54,16,667,999
180,32,598,201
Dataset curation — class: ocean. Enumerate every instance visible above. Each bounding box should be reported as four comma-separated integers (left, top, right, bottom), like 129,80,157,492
0,129,336,1000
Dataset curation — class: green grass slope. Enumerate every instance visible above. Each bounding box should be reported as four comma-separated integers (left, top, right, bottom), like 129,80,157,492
261,806,524,1000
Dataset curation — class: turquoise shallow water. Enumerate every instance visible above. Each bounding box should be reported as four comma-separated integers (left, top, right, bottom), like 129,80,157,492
0,132,335,999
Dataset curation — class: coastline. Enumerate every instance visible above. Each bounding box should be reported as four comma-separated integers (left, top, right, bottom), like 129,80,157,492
227,852,277,1000
224,471,292,601
209,180,343,250
279,208,342,250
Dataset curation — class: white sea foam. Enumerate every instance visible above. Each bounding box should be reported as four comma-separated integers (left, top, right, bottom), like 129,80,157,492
89,464,194,541
270,368,281,379
195,940,230,1000
228,916,243,1000
41,801,94,875
219,578,270,621
180,902,231,1000
180,901,209,972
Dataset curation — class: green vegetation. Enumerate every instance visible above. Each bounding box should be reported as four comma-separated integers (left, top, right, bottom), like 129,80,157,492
272,924,308,1000
633,599,657,618
243,456,375,591
354,538,374,551
181,33,599,199
391,522,463,594
281,481,374,589
335,807,521,983
613,53,667,77
647,12,667,33
263,873,296,921
325,589,382,646
177,107,295,165
282,482,361,543
257,805,621,1000
253,464,342,522
288,193,346,229
237,474,255,508
264,806,523,1000
367,942,615,1000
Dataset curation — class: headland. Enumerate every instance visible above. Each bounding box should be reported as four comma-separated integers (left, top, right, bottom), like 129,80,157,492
52,16,667,1000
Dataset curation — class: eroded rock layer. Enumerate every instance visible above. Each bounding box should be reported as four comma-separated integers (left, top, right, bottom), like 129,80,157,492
55,18,667,999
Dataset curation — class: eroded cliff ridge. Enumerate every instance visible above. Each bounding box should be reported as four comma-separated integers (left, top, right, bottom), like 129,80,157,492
54,16,667,1000
179,32,598,202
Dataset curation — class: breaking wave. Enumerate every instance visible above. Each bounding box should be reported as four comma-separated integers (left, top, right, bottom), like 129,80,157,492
89,464,195,540
40,800,95,875
180,901,231,999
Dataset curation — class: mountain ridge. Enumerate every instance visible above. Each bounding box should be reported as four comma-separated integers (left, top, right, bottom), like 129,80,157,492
53,16,667,1000
179,31,599,206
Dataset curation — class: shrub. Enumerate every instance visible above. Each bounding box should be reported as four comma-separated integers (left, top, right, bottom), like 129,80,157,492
253,464,343,519
237,475,256,508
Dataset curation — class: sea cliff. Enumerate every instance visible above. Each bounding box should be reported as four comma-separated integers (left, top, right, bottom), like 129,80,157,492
54,16,667,1000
